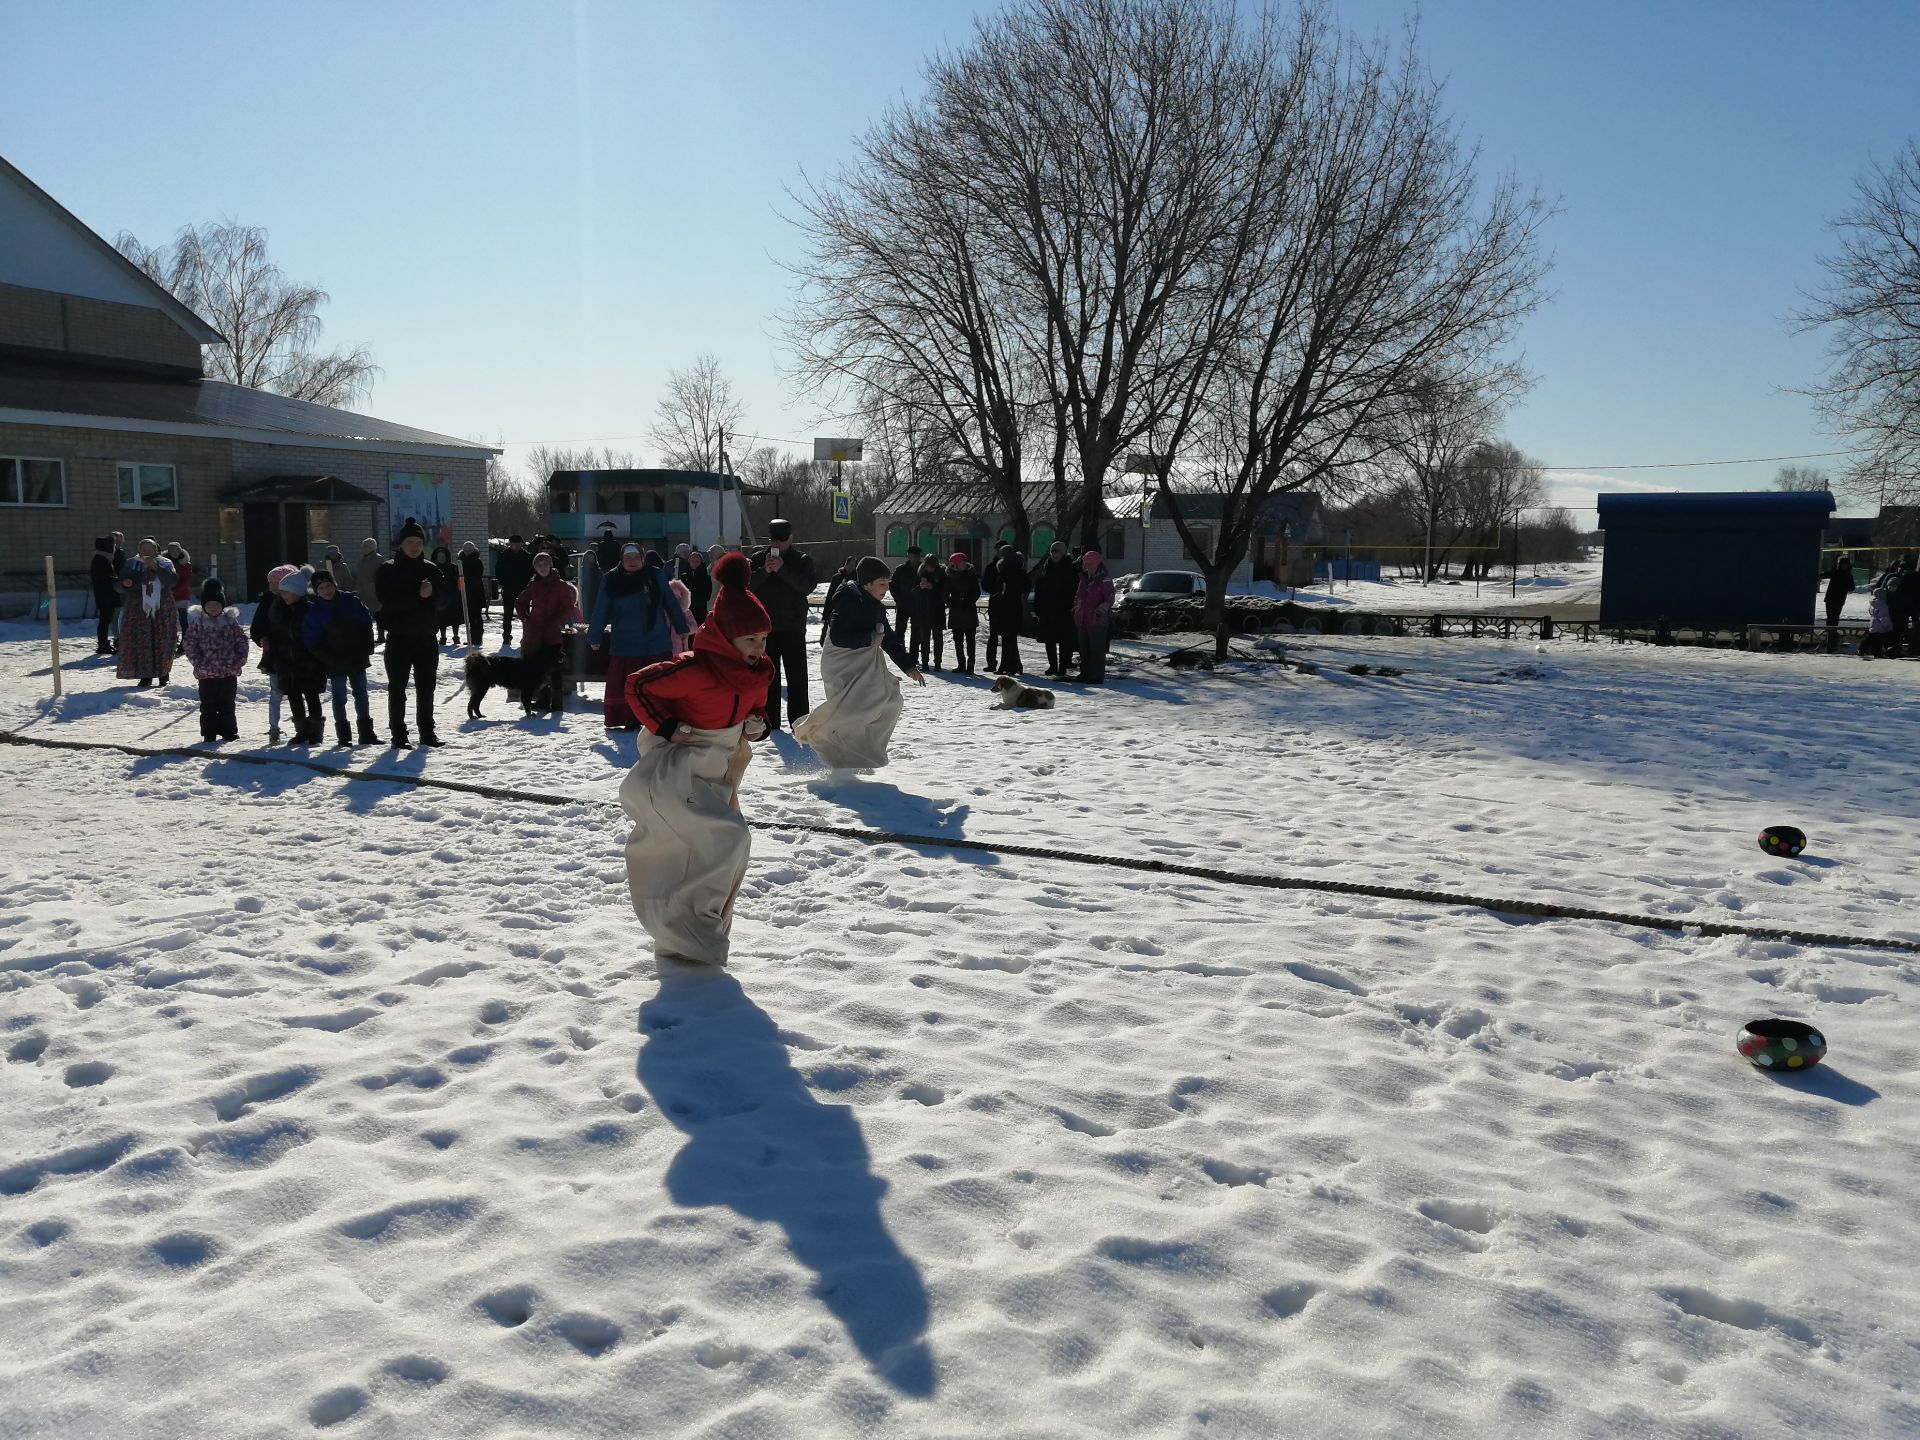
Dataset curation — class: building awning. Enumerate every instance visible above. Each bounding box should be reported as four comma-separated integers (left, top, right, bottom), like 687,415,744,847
221,474,383,504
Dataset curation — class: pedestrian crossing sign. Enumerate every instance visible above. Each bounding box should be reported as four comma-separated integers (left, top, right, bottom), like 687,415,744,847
832,490,852,525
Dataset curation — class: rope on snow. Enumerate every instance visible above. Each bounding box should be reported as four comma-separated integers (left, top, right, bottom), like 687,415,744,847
4,728,1916,958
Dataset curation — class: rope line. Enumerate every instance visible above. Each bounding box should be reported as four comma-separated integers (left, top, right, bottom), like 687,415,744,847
5,729,1915,957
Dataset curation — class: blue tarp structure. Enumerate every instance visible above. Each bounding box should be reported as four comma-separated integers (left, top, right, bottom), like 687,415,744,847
1597,491,1835,627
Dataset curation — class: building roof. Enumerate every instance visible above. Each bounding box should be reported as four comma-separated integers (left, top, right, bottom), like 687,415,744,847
547,468,776,496
0,153,222,345
222,474,383,503
1596,490,1836,523
0,357,495,456
1106,488,1322,531
877,480,1085,519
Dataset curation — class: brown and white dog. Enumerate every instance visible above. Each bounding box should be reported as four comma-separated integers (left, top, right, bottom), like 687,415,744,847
989,674,1055,710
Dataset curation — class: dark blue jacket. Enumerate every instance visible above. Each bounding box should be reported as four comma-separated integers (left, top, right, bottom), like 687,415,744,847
300,591,377,677
828,585,915,673
588,565,692,658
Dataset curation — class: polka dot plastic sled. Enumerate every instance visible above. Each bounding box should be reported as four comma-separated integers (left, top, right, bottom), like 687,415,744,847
1758,825,1807,858
1737,1018,1827,1072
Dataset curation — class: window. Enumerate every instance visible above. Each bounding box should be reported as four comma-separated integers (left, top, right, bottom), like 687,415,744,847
998,525,1017,546
885,525,910,557
667,488,689,515
219,506,242,543
0,456,67,507
117,462,178,510
1106,527,1126,558
916,526,936,554
620,491,641,512
1030,525,1055,557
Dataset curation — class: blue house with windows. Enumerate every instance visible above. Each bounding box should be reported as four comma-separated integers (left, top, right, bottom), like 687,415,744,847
1597,490,1836,628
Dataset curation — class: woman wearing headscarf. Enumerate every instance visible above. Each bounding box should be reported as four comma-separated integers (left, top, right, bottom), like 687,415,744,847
1070,549,1115,685
116,538,176,688
459,541,488,646
163,542,195,653
588,544,692,730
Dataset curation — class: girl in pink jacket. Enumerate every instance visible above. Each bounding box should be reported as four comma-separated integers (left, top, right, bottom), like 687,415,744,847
182,578,250,742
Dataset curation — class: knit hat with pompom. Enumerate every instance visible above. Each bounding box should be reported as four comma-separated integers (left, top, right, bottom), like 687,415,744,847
709,552,771,640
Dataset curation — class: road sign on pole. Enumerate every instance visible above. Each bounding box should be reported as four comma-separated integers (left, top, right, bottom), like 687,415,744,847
832,490,852,525
813,438,864,464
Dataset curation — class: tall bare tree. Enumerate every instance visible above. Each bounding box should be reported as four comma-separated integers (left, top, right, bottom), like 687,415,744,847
486,453,545,539
1795,141,1920,506
115,220,378,407
648,354,746,472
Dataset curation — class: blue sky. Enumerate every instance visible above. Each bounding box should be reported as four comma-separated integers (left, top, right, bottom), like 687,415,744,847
6,0,1915,519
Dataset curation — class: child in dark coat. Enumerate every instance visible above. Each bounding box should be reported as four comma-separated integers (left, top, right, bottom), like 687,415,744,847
182,578,249,742
301,568,380,744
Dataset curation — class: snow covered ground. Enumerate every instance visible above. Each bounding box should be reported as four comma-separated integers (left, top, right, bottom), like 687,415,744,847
2,618,1917,1438
1235,560,1608,612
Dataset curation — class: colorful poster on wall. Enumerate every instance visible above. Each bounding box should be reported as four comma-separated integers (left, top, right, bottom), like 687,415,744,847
387,471,451,550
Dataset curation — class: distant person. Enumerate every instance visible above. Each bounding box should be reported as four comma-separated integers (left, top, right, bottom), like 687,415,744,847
891,547,923,643
182,578,248,744
1071,548,1114,684
459,541,487,646
594,525,625,574
514,549,578,675
1863,579,1893,659
377,520,453,747
266,567,325,742
163,542,194,653
495,535,534,648
1887,561,1915,658
1823,552,1854,629
355,539,387,642
911,553,946,671
945,551,981,674
984,542,1028,674
1033,540,1080,677
589,545,692,730
251,564,297,740
115,539,175,689
90,536,120,656
749,519,819,731
429,545,463,646
682,547,713,625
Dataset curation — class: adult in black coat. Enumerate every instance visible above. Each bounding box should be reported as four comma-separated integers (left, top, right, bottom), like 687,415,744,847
682,548,713,625
890,549,924,649
1823,553,1854,629
984,543,1028,674
89,536,120,655
1032,543,1080,676
377,521,453,747
429,546,463,645
459,543,487,646
749,519,819,730
944,553,982,674
912,556,946,669
495,536,535,647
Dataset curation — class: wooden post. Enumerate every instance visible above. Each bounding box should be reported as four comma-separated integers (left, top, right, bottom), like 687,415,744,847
45,555,63,698
458,570,474,656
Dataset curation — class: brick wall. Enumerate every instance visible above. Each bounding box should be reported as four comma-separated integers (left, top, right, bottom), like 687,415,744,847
0,419,233,592
2,421,489,603
0,283,203,372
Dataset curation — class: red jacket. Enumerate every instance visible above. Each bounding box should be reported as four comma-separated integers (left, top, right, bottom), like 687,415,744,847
171,561,195,604
514,571,577,650
626,624,771,737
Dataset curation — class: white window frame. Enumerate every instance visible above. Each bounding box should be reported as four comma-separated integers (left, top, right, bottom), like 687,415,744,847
117,461,179,511
0,455,68,508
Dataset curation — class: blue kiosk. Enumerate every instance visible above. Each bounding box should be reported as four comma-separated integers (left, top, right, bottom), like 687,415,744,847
1597,491,1836,628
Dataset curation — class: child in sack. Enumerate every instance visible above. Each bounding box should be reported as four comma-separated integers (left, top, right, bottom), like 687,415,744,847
181,578,249,742
618,552,773,966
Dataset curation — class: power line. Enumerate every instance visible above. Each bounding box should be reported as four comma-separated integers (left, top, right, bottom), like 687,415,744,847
1541,448,1864,473
496,428,811,447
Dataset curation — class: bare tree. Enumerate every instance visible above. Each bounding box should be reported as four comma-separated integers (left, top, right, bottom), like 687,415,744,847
1451,442,1544,579
1383,373,1513,582
115,220,378,407
486,453,544,539
1794,141,1920,505
648,354,746,472
1772,463,1831,492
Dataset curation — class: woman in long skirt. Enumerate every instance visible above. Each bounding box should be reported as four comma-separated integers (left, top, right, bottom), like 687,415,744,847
116,539,176,688
795,557,924,770
620,554,773,966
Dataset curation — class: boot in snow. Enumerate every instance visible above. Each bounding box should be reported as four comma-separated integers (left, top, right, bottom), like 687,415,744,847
357,719,381,746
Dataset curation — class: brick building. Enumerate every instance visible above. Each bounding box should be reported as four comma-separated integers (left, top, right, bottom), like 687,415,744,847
0,153,492,606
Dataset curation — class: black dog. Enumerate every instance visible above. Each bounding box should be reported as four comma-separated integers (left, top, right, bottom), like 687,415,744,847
466,650,568,718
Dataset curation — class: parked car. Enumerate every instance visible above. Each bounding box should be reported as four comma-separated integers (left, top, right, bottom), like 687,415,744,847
1113,570,1205,614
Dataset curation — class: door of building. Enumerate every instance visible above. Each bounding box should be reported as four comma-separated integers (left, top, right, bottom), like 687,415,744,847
243,502,309,599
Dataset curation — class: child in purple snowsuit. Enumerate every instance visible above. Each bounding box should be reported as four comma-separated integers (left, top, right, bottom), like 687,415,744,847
182,578,250,742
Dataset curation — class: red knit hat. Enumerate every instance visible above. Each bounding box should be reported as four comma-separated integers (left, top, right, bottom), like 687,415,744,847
708,552,770,640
